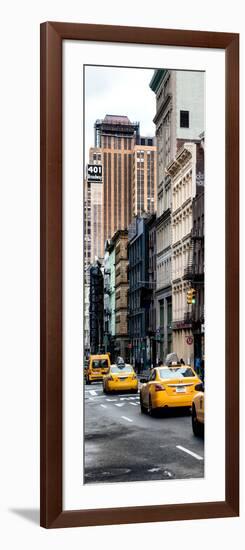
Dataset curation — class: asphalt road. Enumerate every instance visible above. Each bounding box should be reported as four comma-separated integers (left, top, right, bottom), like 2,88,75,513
84,381,204,484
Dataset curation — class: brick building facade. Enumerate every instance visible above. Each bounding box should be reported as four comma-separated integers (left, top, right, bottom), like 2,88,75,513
112,229,129,360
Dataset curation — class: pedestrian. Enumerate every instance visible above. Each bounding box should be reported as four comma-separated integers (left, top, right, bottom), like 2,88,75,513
195,356,201,375
200,358,205,382
158,359,163,367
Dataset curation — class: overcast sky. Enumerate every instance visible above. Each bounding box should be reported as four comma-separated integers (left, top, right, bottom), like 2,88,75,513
84,65,155,162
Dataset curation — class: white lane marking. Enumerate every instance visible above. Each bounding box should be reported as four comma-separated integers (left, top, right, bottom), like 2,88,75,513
89,390,98,396
106,398,117,402
130,402,138,406
85,393,139,401
119,396,138,401
119,397,130,401
115,403,124,407
121,416,133,423
84,394,105,399
100,404,107,409
176,445,204,461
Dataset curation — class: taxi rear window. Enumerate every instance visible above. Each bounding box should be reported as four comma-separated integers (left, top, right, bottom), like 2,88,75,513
111,365,134,373
92,359,108,369
159,367,194,379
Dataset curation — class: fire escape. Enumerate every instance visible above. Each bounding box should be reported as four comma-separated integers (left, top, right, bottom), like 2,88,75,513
183,227,204,326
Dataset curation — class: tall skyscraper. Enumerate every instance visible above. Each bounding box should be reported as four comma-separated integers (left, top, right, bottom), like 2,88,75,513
132,138,157,216
94,115,140,241
85,115,157,268
85,148,104,265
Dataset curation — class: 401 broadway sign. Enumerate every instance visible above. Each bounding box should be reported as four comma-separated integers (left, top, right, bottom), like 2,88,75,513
87,164,103,182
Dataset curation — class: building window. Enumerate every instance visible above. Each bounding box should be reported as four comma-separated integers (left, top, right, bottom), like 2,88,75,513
180,110,189,128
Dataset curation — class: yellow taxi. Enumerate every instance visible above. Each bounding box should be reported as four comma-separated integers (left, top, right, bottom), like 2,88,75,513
86,354,111,384
103,358,138,394
140,365,201,415
192,382,204,436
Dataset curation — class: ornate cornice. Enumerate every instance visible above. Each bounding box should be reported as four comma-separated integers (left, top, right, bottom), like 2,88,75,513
155,207,171,227
166,146,192,178
153,94,172,125
149,69,167,93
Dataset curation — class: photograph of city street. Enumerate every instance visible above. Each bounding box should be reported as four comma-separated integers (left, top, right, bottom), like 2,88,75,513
84,65,205,484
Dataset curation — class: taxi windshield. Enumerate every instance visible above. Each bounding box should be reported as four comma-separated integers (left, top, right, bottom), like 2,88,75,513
92,359,109,369
159,367,194,379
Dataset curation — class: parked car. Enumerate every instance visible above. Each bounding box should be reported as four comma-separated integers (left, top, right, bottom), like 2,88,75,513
192,382,204,436
85,354,111,384
103,358,138,394
140,365,201,415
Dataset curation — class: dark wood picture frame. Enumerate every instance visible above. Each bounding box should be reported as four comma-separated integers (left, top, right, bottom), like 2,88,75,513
40,22,239,528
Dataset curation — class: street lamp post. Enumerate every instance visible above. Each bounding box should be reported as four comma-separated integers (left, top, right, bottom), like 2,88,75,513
90,311,102,352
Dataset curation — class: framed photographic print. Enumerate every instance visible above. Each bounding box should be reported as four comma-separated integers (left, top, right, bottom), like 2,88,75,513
40,22,239,528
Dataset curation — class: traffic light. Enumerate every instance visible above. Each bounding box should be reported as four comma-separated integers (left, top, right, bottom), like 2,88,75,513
191,289,196,304
187,289,193,304
187,288,196,305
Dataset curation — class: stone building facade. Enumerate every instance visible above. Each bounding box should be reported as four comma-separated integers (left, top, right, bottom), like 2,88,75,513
149,69,204,363
166,141,203,364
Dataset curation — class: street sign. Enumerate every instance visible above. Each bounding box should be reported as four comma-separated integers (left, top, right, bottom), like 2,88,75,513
87,164,103,182
186,336,193,345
